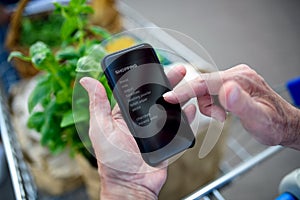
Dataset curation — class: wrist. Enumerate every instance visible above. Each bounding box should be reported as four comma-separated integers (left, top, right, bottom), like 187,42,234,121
100,178,158,200
280,105,300,150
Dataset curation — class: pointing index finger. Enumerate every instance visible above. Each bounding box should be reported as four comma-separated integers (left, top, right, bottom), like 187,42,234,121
166,65,187,88
163,71,224,104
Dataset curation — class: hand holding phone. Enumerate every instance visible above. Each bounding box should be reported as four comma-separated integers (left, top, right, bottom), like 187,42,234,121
101,43,195,166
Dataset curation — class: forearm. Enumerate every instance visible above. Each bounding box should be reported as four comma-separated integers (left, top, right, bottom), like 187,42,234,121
100,179,158,200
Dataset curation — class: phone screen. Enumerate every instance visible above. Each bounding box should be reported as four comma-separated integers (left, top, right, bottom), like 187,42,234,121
101,43,195,166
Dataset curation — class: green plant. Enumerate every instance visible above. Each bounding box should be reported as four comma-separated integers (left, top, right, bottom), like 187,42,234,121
20,14,64,47
9,0,114,159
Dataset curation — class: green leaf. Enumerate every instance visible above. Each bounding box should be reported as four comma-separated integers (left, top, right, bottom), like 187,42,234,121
8,51,31,62
79,5,94,15
27,111,45,131
56,46,79,61
28,75,52,112
69,0,82,8
78,44,87,57
61,110,74,127
76,56,101,74
29,42,55,70
40,100,62,145
53,2,63,13
39,99,70,154
73,30,85,42
61,17,78,41
73,107,89,124
89,26,111,40
48,141,65,155
20,14,63,47
56,90,69,104
99,74,116,107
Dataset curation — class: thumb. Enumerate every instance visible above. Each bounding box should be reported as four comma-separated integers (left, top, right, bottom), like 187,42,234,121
79,77,112,121
79,77,115,162
219,81,261,121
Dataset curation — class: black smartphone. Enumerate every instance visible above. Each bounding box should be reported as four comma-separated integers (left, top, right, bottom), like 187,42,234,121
101,43,195,166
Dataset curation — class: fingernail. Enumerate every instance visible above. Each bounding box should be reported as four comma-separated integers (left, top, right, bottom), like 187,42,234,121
79,77,88,87
228,85,240,106
163,91,174,99
80,78,91,92
176,65,186,76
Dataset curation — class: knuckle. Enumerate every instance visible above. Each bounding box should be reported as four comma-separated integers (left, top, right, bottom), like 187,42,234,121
237,64,251,71
195,75,205,84
236,64,259,78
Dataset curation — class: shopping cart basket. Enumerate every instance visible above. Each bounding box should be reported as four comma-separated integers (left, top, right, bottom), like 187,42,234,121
183,76,300,200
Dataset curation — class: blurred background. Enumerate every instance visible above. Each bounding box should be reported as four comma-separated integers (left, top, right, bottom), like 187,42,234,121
1,0,300,199
123,0,300,86
122,0,300,199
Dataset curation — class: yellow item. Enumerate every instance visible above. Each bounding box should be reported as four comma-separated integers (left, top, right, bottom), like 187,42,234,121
105,36,136,53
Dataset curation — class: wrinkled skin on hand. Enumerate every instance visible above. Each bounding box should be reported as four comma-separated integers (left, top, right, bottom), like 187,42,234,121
80,65,196,199
81,64,300,199
164,64,300,149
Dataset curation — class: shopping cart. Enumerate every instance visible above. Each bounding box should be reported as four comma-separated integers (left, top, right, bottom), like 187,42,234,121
118,2,300,199
0,1,299,200
0,84,37,200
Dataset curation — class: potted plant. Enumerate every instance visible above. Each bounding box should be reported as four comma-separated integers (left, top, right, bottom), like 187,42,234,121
8,0,135,198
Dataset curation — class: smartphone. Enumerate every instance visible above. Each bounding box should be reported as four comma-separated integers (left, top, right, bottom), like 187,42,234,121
101,43,195,166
